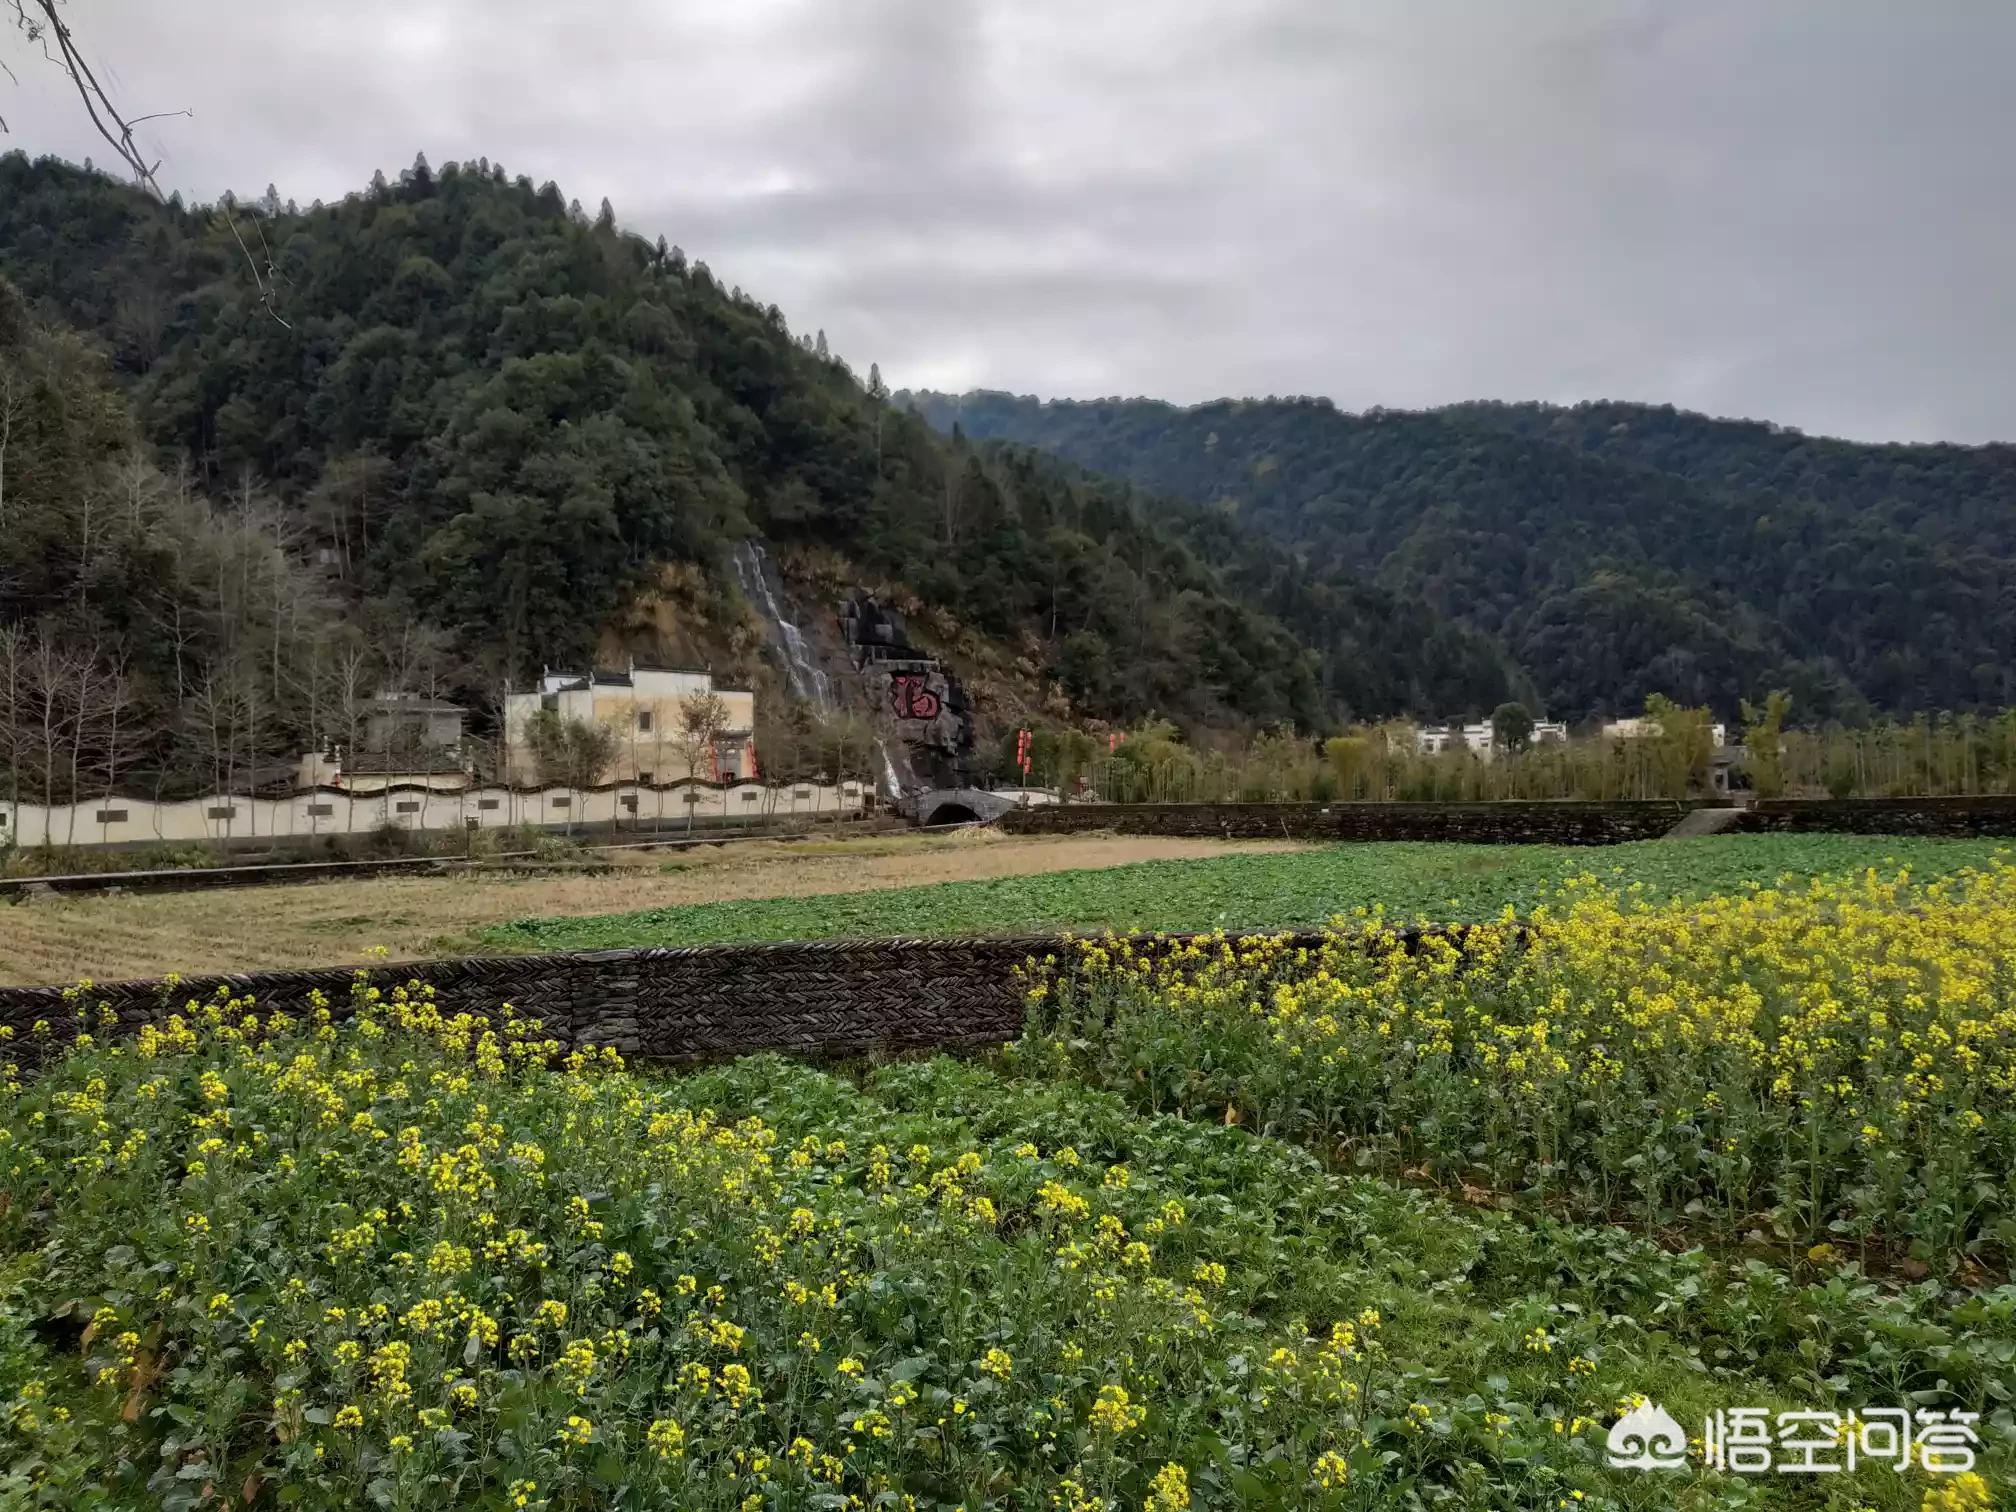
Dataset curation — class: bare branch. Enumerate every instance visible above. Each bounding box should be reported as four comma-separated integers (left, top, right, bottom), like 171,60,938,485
6,0,172,197
220,199,294,330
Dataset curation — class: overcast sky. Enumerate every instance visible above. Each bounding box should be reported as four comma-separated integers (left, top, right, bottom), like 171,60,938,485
6,0,2011,442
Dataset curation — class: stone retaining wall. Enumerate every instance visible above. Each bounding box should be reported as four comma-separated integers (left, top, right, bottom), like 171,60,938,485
1740,796,2016,837
1000,800,1714,845
0,936,1048,1066
5,928,1477,1070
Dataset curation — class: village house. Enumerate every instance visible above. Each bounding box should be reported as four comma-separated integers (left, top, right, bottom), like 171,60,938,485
296,691,472,792
1602,716,1728,747
295,747,471,793
1414,719,1569,760
360,692,467,750
502,663,757,785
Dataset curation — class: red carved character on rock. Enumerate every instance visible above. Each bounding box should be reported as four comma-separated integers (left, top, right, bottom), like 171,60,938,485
890,674,942,721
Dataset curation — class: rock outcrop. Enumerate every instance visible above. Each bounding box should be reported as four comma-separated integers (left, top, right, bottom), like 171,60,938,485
840,594,976,793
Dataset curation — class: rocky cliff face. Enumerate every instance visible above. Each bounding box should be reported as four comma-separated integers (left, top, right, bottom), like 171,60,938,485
727,540,982,799
840,595,976,792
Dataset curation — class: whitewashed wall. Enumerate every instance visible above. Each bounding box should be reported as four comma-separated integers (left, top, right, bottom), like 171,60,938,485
0,781,868,850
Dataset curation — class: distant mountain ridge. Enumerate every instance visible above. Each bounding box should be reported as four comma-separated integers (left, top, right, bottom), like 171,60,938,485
899,389,2016,720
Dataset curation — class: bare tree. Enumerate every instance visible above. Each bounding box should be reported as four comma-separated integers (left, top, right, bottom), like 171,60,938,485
819,709,874,830
673,690,728,832
0,624,21,842
68,471,104,606
0,357,21,537
68,645,134,845
109,454,167,540
332,642,373,835
305,452,394,583
521,709,616,837
648,695,670,834
183,656,265,850
378,615,455,702
111,286,168,372
3,622,100,845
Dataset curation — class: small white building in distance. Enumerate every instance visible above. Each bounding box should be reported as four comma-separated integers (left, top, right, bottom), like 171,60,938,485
1414,720,1569,760
1415,723,1491,757
1603,716,1727,747
503,663,757,785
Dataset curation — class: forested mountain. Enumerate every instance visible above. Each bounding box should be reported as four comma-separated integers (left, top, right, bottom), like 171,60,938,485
900,391,2016,720
0,269,372,803
0,153,1521,801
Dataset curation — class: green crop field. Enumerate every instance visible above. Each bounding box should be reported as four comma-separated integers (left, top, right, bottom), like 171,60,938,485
482,833,2013,951
9,882,2011,1509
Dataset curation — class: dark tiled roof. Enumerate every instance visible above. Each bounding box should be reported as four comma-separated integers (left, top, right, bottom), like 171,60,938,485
364,696,465,715
344,751,469,776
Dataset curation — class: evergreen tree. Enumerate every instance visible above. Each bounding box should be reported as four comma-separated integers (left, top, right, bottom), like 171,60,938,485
1491,701,1534,754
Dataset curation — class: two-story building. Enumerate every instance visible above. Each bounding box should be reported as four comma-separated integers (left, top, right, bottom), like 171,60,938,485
503,663,757,785
1414,719,1569,760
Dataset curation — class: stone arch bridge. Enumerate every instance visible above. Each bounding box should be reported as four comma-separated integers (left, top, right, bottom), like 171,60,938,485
907,787,1019,827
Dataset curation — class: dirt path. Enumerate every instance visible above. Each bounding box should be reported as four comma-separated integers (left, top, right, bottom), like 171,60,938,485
0,831,1304,986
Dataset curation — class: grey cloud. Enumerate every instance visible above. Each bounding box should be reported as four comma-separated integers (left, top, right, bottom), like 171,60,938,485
4,0,2010,440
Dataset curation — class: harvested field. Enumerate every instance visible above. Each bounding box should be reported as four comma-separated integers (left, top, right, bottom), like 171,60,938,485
0,830,1303,986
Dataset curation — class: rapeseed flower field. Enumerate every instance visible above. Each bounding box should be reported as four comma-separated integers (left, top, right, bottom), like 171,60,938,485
1024,863,2016,1270
0,864,2010,1508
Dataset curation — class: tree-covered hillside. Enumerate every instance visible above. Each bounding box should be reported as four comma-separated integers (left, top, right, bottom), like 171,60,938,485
0,274,340,802
901,390,2016,720
0,153,1518,790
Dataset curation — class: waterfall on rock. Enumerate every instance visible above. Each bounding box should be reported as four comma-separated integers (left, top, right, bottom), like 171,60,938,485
731,540,833,715
875,737,906,801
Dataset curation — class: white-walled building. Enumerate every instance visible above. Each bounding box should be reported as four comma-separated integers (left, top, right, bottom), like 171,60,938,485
1415,723,1493,757
502,663,757,785
1603,716,1727,747
1413,719,1569,761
